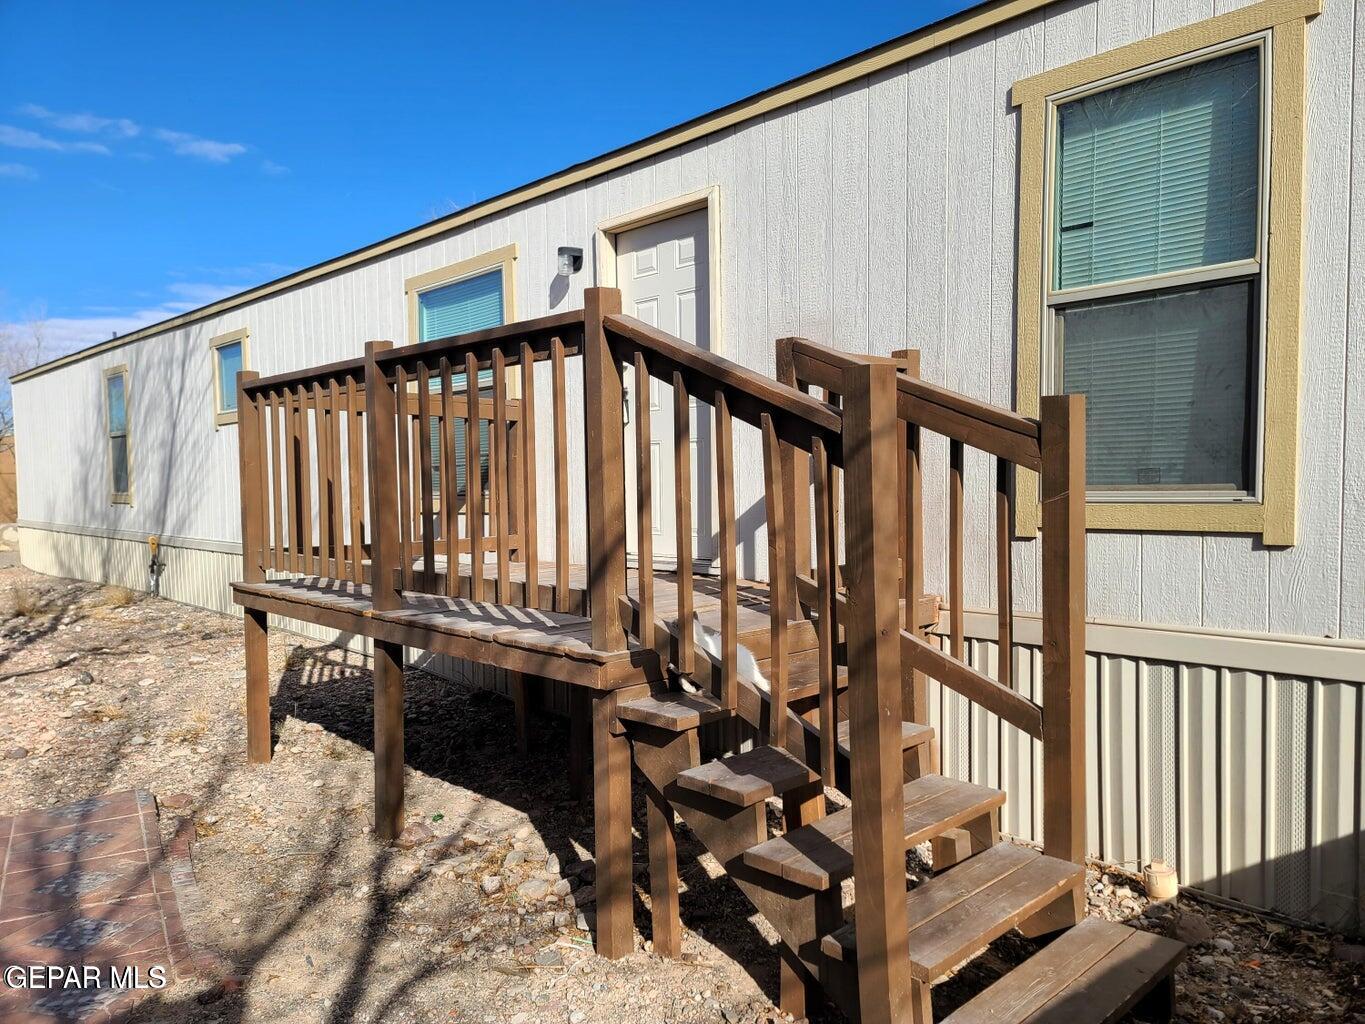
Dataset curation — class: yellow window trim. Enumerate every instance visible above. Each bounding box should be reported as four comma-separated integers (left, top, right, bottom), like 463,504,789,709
104,363,132,506
1011,0,1318,547
209,327,250,428
403,243,518,346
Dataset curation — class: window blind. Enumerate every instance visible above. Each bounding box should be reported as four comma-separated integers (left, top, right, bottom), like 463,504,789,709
1054,47,1261,291
418,268,504,500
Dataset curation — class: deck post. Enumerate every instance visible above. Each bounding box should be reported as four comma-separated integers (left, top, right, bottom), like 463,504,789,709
236,369,272,764
592,689,635,958
365,340,406,843
582,287,628,654
841,361,913,1024
1040,393,1086,866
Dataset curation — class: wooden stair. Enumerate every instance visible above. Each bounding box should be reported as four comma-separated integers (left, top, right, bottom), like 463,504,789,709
675,744,818,807
941,917,1187,1024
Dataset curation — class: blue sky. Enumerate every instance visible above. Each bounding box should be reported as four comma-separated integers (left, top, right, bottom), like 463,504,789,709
0,1,968,361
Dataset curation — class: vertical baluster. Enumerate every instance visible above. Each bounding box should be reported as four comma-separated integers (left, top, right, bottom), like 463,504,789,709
313,384,331,578
672,371,694,675
440,357,457,596
270,391,284,573
347,375,365,585
762,413,790,747
714,390,737,711
633,352,655,651
328,379,345,581
812,438,837,787
465,352,485,602
287,389,302,573
416,366,435,592
519,342,539,609
411,415,424,586
395,367,412,591
297,385,314,576
826,388,843,589
551,336,570,612
493,348,511,602
949,438,965,662
996,457,1014,689
255,391,270,576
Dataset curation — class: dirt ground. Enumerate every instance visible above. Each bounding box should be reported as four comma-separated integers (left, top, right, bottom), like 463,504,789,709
1,563,1361,1023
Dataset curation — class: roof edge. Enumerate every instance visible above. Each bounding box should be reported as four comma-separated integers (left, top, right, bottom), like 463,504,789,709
14,0,1051,385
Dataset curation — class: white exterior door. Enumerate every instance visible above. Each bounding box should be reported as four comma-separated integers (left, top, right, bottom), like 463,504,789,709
615,208,711,567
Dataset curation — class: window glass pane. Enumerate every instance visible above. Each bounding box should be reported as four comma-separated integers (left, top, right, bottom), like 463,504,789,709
1059,280,1254,491
106,374,126,434
1054,47,1261,290
111,435,130,495
217,341,243,412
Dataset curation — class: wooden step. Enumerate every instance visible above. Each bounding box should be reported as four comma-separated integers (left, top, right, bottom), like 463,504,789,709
777,649,848,702
942,917,1188,1024
617,690,731,731
743,774,1002,890
821,843,1085,980
674,745,819,807
834,719,934,757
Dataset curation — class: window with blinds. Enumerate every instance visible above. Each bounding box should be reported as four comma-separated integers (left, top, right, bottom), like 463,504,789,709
106,367,131,502
1047,41,1265,496
417,268,504,501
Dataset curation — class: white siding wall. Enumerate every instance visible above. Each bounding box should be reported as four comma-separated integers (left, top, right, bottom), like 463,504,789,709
12,0,1365,927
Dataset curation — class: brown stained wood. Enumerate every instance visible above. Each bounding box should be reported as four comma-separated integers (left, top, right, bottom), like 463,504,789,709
373,638,405,843
284,389,300,573
314,383,333,579
812,439,837,788
510,672,529,755
394,369,412,591
244,607,271,763
775,339,811,581
634,352,655,651
416,366,436,593
364,341,400,611
465,351,485,602
583,288,628,653
1015,926,1187,1024
901,629,1043,739
269,391,284,572
645,781,682,959
617,691,729,731
760,414,789,748
551,336,570,612
949,438,965,662
255,392,271,576
236,371,265,584
673,744,817,807
297,386,315,576
519,342,539,609
347,375,366,584
1041,394,1086,867
592,689,635,957
839,361,911,1024
997,456,1014,691
493,349,511,602
834,719,934,757
714,391,737,711
673,371,694,675
328,379,346,581
441,357,458,596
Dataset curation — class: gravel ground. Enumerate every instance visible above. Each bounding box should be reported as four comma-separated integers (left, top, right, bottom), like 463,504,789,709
1,563,1361,1023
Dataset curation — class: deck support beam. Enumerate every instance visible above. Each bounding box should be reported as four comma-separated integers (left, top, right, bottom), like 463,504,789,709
373,639,406,843
645,779,681,959
244,608,271,764
592,689,636,959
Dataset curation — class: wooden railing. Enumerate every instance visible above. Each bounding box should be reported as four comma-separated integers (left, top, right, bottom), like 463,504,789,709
777,337,1087,868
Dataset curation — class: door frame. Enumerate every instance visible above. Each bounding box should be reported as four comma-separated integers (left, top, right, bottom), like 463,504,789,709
593,185,724,358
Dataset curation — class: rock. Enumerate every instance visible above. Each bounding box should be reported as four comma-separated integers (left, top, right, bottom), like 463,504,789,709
4,747,28,759
481,875,503,895
569,1011,586,1024
504,849,527,870
1213,937,1236,953
394,822,434,850
553,911,571,928
576,912,589,931
1168,911,1214,946
546,853,560,874
552,878,572,897
518,878,550,900
461,833,488,850
514,824,533,841
534,947,563,967
161,793,193,811
525,845,548,865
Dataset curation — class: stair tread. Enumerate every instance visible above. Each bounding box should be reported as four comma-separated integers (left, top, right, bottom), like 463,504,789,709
782,650,849,701
942,917,1188,1024
617,690,730,731
675,744,819,807
743,774,1003,890
821,843,1085,980
834,719,934,756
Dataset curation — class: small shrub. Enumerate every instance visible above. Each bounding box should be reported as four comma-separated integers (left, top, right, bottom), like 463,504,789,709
10,587,41,618
100,586,135,608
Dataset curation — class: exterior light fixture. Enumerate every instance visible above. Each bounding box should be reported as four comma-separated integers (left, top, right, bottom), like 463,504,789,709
557,246,583,278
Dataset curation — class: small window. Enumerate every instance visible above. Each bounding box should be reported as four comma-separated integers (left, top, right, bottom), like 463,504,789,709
1046,42,1266,499
210,329,250,426
105,366,132,504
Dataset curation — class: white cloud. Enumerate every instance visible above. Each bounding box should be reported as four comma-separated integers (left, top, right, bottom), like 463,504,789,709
18,103,140,138
154,129,246,163
0,162,37,180
0,124,109,154
261,159,289,176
